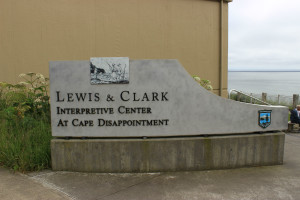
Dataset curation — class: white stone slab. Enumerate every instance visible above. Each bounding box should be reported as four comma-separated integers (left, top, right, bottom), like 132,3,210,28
49,59,288,137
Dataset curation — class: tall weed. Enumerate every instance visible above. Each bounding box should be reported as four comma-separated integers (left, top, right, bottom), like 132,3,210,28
0,73,51,172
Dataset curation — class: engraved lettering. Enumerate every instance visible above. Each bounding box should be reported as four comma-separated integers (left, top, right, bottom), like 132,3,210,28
56,91,65,102
161,92,168,101
57,119,68,126
67,93,74,102
75,93,87,101
120,91,130,101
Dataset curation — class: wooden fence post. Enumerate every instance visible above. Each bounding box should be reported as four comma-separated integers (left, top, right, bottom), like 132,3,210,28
293,94,299,108
237,92,241,101
262,92,267,102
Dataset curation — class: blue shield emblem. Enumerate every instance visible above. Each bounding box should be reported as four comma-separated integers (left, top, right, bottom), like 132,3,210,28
258,110,272,128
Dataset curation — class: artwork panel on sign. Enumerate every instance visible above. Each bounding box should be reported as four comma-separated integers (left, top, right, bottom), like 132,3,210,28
90,57,129,84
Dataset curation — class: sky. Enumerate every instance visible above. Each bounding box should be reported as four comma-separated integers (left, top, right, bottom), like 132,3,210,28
228,0,300,71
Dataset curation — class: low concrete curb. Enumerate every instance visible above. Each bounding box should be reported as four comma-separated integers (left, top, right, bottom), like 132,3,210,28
51,132,284,172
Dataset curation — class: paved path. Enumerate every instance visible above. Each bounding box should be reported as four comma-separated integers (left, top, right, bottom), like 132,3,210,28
0,168,71,200
1,133,300,200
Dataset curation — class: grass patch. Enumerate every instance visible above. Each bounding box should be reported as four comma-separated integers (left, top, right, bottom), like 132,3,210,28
0,117,52,172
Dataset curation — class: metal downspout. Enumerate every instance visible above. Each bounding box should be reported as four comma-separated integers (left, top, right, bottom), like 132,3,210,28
219,0,224,96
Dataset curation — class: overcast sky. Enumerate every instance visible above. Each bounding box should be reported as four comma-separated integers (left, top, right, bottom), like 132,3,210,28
228,0,300,71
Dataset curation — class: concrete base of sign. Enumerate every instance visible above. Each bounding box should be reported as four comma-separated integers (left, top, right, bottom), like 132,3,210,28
51,132,285,172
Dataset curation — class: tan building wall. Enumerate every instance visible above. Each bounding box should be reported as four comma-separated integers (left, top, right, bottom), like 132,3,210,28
0,0,230,96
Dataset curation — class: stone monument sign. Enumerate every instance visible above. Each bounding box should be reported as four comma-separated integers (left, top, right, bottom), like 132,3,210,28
50,58,287,172
49,58,288,137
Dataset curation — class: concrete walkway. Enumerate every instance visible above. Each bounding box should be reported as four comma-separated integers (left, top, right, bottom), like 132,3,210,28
1,133,300,200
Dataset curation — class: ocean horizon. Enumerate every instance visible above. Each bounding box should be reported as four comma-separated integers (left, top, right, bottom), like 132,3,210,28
228,71,300,97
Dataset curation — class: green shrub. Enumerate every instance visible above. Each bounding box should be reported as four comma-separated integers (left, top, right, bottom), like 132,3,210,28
0,73,51,172
193,76,213,91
